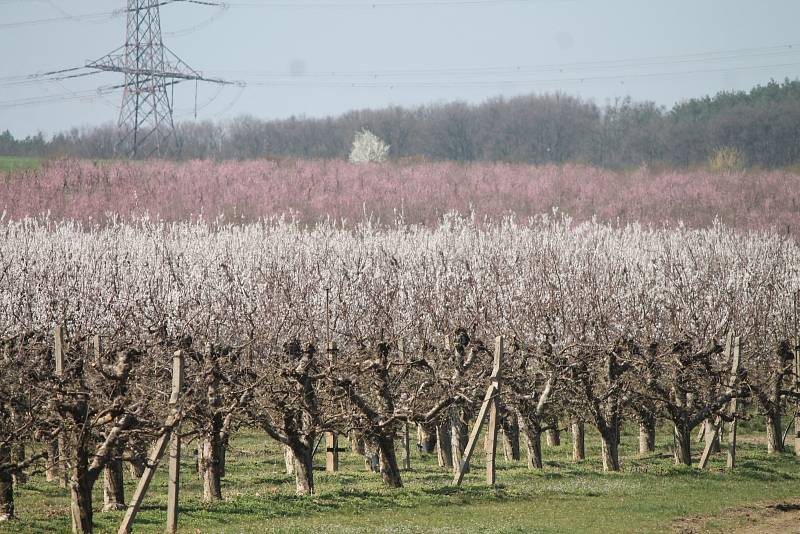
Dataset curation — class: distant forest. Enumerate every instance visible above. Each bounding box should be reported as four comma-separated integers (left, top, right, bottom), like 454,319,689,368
3,78,800,168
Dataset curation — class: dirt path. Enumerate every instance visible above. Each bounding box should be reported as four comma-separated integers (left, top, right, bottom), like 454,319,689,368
674,500,800,533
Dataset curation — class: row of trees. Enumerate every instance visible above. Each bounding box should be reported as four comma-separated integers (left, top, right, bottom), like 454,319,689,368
1,216,798,532
3,79,800,167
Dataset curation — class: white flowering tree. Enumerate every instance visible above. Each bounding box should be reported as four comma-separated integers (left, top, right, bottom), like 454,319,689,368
348,129,390,163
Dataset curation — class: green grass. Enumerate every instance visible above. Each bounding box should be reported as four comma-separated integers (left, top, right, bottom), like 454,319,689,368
0,156,42,173
3,424,798,533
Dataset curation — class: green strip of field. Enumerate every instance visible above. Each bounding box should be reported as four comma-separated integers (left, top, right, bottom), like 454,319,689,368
3,425,798,533
0,156,42,173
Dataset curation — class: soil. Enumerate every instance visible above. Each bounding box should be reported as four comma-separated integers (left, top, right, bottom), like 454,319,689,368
674,500,800,533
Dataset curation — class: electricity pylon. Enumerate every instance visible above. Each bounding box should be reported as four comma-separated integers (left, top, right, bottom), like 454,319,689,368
87,0,230,158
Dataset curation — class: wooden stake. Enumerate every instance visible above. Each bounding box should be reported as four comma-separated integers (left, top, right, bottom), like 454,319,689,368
119,351,183,534
53,325,68,489
453,336,503,486
795,335,800,457
327,340,337,372
484,336,503,485
727,335,741,469
398,339,412,470
325,433,339,473
402,423,411,470
166,351,185,534
698,418,721,469
698,333,734,469
92,334,101,361
453,384,495,486
54,325,64,376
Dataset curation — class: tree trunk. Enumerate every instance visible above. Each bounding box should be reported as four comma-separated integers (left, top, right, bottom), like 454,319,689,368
673,423,692,466
435,420,453,468
45,439,60,483
69,447,94,534
289,445,314,495
766,410,784,454
523,427,543,469
501,415,521,461
126,449,145,479
571,421,585,461
376,435,402,488
364,440,380,473
200,435,222,501
11,445,26,486
284,445,295,475
450,409,468,475
546,420,560,447
639,418,656,454
58,435,69,488
218,435,228,478
197,442,205,480
70,476,94,534
600,431,620,472
0,446,13,521
101,459,125,512
416,423,437,454
349,431,366,456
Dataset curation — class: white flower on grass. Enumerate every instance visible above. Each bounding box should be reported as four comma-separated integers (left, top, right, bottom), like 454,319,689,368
349,129,389,163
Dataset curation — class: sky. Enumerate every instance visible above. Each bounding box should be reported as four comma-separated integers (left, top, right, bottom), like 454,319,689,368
0,0,798,137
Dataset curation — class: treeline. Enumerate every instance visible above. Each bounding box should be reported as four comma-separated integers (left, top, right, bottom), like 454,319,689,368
3,78,800,167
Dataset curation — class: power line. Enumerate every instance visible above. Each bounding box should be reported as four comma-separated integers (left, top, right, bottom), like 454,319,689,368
0,88,121,110
209,43,800,80
5,42,798,86
225,0,574,7
2,53,798,114
0,10,123,30
0,0,571,29
237,61,800,89
0,69,102,88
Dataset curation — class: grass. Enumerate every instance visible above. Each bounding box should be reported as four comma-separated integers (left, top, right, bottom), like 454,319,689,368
2,423,798,533
0,156,42,173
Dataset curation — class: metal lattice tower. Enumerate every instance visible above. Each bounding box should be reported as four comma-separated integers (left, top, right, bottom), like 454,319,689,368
87,0,228,158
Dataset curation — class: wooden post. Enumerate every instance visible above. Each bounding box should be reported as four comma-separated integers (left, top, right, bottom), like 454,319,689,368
327,340,337,369
698,333,734,469
53,325,69,489
325,433,339,473
53,325,71,533
324,341,339,474
453,336,503,486
118,351,183,534
793,335,800,456
484,336,502,485
727,335,741,469
452,384,495,486
166,351,184,533
398,339,411,470
402,423,411,470
92,334,101,361
54,325,64,376
795,336,800,457
698,418,721,469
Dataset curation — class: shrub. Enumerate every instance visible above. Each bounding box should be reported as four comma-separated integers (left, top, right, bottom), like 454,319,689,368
708,146,746,173
349,129,390,163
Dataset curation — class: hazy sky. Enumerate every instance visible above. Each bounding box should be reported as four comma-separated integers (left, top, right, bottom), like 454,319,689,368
1,0,798,137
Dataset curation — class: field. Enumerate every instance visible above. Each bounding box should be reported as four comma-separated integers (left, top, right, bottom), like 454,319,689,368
1,159,799,534
0,156,41,173
3,426,799,534
1,158,800,230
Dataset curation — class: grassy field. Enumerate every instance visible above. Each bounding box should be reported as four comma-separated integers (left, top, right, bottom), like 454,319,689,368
0,156,42,173
2,422,799,534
